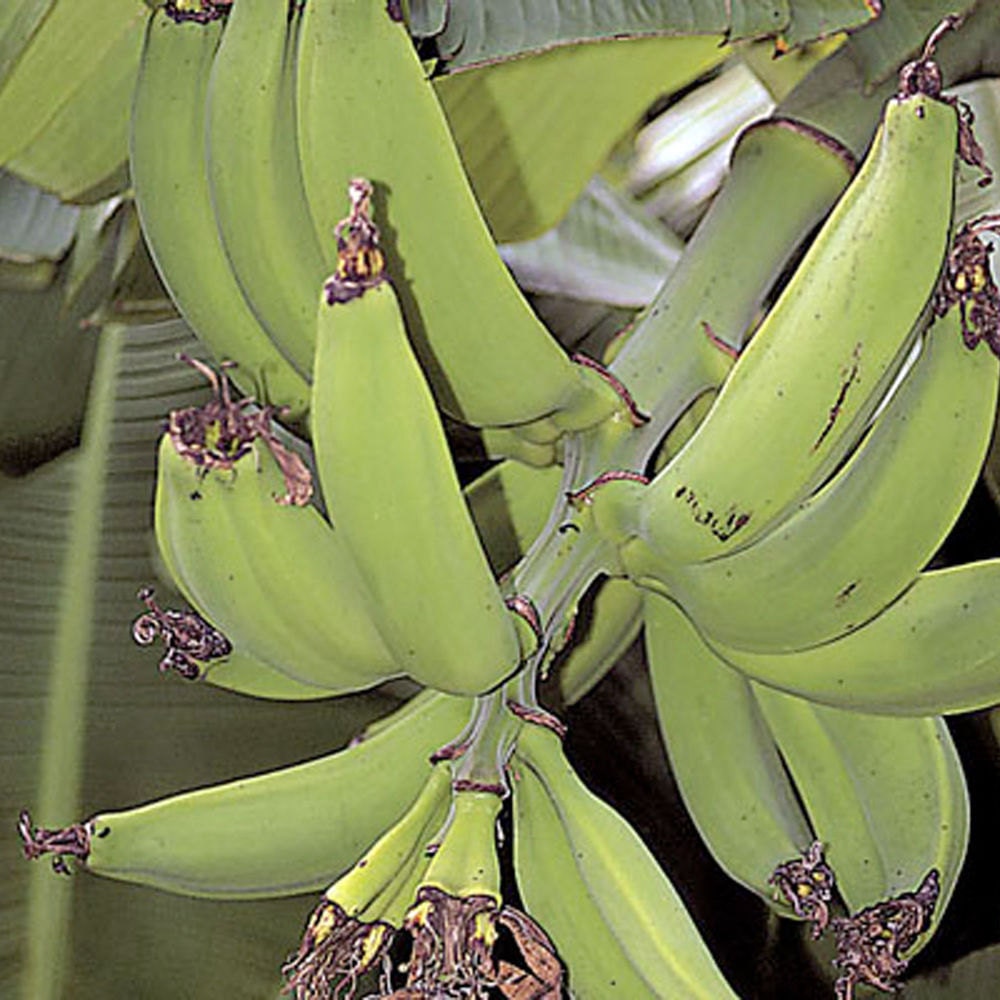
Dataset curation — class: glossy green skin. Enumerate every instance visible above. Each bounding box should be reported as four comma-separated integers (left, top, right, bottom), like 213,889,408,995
312,280,522,695
86,693,472,898
155,435,398,693
205,0,327,379
635,93,958,568
296,0,611,429
130,11,309,415
658,309,1000,652
515,725,741,999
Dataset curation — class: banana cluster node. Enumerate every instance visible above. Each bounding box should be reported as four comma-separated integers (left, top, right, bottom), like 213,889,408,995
325,178,387,304
131,586,231,680
831,870,940,1000
169,354,313,506
571,353,649,426
18,810,99,875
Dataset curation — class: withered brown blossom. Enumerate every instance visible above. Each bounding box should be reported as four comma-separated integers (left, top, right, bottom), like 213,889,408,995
769,841,837,938
169,354,313,506
282,888,564,1000
831,870,940,1000
933,214,1000,356
131,586,232,680
18,810,97,874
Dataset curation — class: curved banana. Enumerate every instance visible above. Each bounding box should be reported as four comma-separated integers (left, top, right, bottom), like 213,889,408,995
295,0,616,430
311,183,521,695
130,9,309,415
19,692,472,898
644,593,814,909
714,559,1000,716
752,683,968,941
655,306,999,652
628,78,959,569
282,764,451,996
204,0,326,378
514,723,740,999
154,389,400,693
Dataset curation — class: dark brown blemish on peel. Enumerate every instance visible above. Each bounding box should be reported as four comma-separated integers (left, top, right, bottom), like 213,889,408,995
835,581,859,607
674,486,750,542
813,343,862,453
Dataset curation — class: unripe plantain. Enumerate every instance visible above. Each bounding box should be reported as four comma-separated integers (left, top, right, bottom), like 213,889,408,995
312,182,522,695
628,79,959,570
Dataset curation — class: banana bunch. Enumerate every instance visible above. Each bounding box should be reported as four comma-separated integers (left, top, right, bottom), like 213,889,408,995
125,0,622,436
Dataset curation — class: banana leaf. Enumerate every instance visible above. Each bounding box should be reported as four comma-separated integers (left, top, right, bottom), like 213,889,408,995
412,0,879,70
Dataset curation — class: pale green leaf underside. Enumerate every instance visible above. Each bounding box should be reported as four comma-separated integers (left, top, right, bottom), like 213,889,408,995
0,170,78,260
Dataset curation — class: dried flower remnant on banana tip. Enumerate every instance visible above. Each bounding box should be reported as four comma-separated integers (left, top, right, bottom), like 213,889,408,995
934,214,1000,355
831,870,940,1000
168,353,313,506
324,178,387,304
18,811,100,875
164,0,233,25
131,586,232,680
769,841,837,937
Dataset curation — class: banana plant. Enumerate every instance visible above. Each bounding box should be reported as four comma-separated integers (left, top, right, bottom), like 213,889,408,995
5,2,1000,999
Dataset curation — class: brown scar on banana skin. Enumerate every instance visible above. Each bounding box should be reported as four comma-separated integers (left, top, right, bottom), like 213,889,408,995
813,343,861,453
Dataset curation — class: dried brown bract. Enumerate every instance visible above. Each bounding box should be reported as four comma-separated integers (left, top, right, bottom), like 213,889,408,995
769,841,837,938
283,900,393,1000
168,354,313,506
132,586,232,680
831,869,940,1000
933,214,1000,355
18,810,97,875
325,178,387,304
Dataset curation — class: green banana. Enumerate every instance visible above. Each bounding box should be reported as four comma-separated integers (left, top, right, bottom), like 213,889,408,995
654,306,999,653
154,399,400,694
130,9,309,415
514,723,741,999
204,0,327,378
0,0,54,91
311,184,521,695
282,764,451,996
0,0,144,165
752,683,968,941
714,559,1000,716
626,81,959,569
19,691,472,898
644,593,814,909
295,0,616,430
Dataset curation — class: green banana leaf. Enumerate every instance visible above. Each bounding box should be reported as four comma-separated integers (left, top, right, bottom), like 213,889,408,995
0,169,78,261
0,0,53,89
412,0,879,70
905,944,1000,998
1,318,405,999
498,177,683,307
435,34,724,240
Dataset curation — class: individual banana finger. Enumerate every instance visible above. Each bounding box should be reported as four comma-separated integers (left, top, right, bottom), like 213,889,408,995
154,362,399,693
205,0,326,378
130,8,309,415
644,593,814,909
515,723,741,999
19,692,472,899
312,182,522,695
